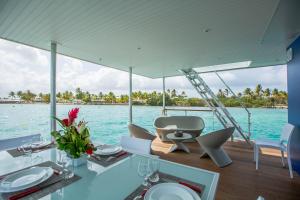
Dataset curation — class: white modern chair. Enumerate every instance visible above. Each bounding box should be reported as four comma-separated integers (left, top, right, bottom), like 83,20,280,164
0,134,41,151
128,124,156,141
254,123,295,178
196,127,235,167
154,116,205,142
120,135,152,155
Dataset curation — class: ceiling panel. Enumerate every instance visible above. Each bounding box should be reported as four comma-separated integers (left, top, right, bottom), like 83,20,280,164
0,0,298,78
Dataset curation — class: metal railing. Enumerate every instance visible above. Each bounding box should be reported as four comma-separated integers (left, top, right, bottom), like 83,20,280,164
162,107,212,116
215,72,252,139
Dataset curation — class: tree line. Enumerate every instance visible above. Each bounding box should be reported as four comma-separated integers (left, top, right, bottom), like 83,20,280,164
7,84,287,107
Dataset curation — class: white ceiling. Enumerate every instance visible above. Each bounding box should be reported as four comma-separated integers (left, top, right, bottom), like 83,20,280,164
0,0,299,78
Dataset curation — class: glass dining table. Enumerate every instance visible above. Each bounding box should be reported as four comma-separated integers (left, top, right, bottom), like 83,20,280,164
0,148,219,200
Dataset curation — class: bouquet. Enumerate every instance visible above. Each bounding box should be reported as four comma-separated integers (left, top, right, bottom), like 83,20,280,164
51,108,95,158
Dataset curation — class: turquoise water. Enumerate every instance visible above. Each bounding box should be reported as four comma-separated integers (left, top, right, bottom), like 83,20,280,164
0,104,287,144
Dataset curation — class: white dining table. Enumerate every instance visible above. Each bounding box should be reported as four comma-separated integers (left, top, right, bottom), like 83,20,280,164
0,148,219,200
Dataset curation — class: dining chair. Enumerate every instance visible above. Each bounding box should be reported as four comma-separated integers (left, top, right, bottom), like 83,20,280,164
0,134,41,151
254,123,295,178
120,135,152,155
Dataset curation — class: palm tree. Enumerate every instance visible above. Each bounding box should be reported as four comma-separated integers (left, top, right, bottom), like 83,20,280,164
17,91,22,98
272,88,279,96
8,91,15,98
171,89,177,98
181,91,186,97
255,84,262,97
264,88,271,97
217,89,225,98
98,92,103,100
243,88,252,96
224,89,229,97
75,88,83,99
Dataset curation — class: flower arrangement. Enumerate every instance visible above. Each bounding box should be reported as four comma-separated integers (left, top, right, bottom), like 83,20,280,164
51,108,95,159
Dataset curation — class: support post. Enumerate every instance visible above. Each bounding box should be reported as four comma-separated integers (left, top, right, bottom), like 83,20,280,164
50,42,57,133
129,67,133,124
162,77,166,115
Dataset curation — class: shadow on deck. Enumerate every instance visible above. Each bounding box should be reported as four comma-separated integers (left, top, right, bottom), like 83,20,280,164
151,138,300,200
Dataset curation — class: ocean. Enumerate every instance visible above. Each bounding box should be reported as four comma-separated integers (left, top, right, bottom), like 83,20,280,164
0,104,287,144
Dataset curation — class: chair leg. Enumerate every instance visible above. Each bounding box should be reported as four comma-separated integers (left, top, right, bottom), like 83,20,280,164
253,145,256,162
280,150,285,167
287,155,293,179
255,145,259,170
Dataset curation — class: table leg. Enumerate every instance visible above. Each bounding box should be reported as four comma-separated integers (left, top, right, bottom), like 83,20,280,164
168,141,190,153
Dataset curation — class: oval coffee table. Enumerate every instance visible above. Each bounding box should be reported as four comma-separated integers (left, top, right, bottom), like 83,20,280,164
166,133,193,153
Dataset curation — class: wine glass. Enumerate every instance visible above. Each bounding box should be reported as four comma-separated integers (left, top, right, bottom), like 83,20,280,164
148,157,160,183
137,158,152,187
57,151,74,179
20,139,33,164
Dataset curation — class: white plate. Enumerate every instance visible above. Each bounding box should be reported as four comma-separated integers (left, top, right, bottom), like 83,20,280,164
144,183,201,200
0,167,53,193
95,145,122,155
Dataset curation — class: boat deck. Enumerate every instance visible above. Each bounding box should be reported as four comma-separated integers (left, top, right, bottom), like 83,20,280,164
151,138,300,200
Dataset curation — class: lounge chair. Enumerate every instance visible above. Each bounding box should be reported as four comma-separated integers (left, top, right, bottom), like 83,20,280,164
154,116,205,142
128,124,156,140
120,135,152,155
0,134,41,151
254,123,295,178
196,127,235,167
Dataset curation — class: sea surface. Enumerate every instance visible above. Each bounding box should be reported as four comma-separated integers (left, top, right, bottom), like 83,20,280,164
0,104,287,144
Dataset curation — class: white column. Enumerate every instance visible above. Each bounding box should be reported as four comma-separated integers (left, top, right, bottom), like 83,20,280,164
129,67,133,124
50,42,57,133
162,77,166,115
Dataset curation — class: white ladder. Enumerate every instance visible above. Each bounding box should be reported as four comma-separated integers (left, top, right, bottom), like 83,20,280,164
181,69,251,144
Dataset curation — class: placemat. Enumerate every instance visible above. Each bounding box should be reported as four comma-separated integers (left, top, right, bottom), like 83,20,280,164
125,172,205,200
1,161,81,200
88,151,132,167
7,143,56,157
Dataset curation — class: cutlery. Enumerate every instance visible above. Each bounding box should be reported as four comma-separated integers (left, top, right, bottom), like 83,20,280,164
163,178,202,193
8,177,64,200
178,181,202,193
52,168,63,175
91,154,101,161
133,188,148,200
106,151,127,162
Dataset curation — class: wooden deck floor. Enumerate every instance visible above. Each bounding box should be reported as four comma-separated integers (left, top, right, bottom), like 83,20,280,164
151,138,300,200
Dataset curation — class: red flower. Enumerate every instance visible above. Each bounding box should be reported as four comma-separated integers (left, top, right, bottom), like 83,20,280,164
86,148,93,155
62,118,70,127
68,108,79,124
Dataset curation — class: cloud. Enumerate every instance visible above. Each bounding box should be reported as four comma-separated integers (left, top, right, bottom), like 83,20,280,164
0,39,287,97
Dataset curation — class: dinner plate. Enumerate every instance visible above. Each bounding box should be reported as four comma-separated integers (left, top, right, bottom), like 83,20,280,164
0,167,53,193
95,145,122,155
144,183,201,200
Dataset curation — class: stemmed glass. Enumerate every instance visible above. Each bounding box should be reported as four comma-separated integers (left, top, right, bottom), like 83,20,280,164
20,139,33,165
57,150,74,179
134,158,152,200
137,158,152,187
148,157,160,183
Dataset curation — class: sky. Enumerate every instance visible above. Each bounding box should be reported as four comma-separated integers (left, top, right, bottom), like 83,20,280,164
0,39,287,97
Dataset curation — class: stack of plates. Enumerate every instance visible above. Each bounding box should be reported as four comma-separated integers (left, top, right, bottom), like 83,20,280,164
95,145,122,156
0,167,53,193
144,183,201,200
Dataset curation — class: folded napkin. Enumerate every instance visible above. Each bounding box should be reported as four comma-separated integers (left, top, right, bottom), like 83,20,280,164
179,181,202,193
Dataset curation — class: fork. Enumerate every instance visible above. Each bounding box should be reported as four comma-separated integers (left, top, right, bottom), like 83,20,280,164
105,151,127,162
